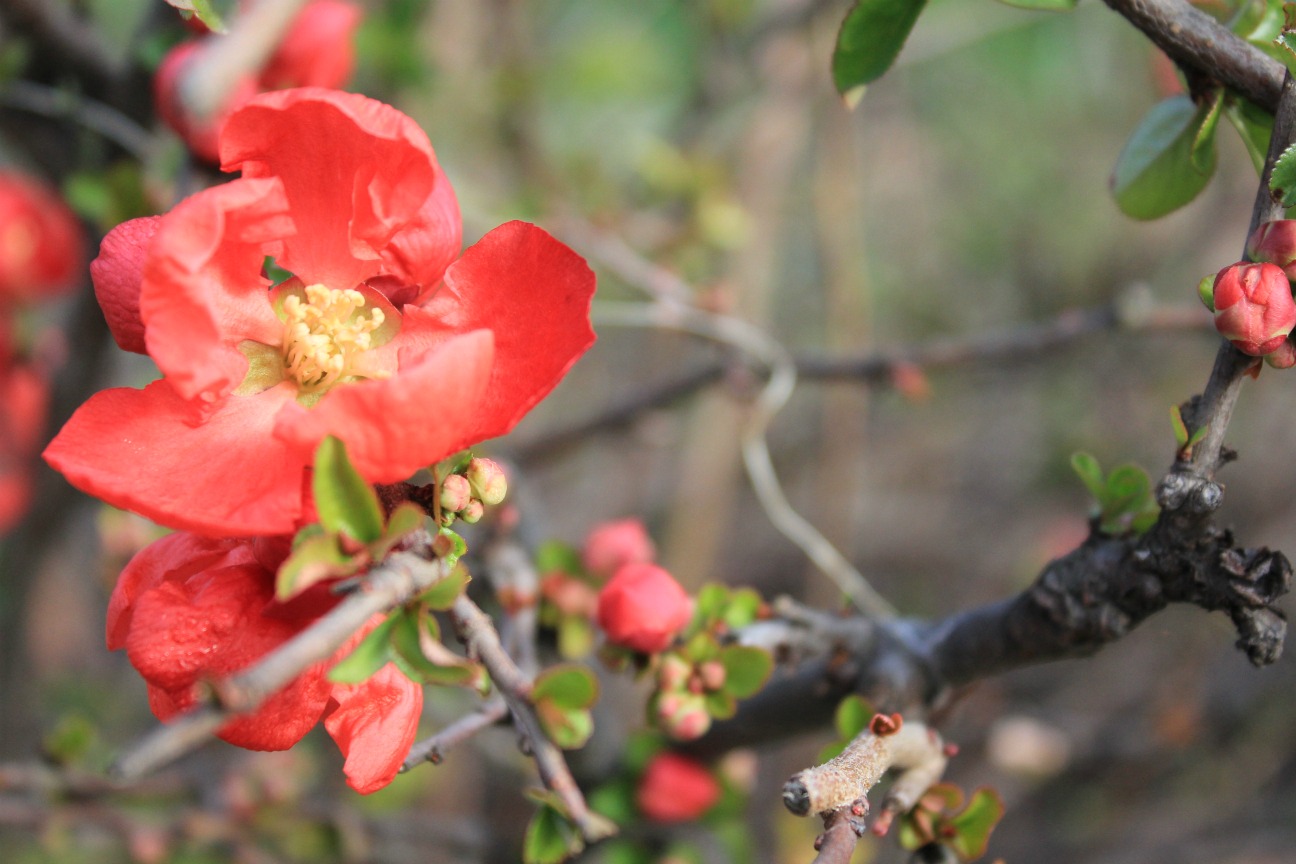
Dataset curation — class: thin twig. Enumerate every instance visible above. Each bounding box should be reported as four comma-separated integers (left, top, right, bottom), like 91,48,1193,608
401,699,509,770
449,596,615,844
179,0,310,120
810,809,860,864
593,301,898,620
0,80,154,160
111,537,443,782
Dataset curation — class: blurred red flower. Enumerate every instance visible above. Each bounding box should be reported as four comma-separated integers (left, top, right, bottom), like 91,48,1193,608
108,530,419,793
0,171,83,306
582,517,655,579
635,752,721,822
0,350,48,532
46,88,596,536
596,562,692,654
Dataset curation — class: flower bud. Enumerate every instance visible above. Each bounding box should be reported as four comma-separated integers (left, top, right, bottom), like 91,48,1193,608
466,457,507,506
459,499,485,524
0,172,83,306
540,572,598,618
1211,262,1296,356
1265,337,1296,369
1247,220,1296,280
596,563,693,654
698,660,726,691
439,473,472,513
656,692,711,741
657,653,692,692
635,753,721,823
582,517,655,578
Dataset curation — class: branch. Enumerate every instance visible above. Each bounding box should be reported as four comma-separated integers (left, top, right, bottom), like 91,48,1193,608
0,80,154,160
1102,0,1284,112
448,596,615,845
110,536,444,782
401,699,509,769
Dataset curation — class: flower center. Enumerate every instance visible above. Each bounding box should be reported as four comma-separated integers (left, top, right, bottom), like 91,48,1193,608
281,283,385,392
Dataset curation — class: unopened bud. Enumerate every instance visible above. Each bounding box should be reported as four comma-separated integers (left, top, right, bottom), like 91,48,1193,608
868,712,903,737
657,654,692,692
459,499,485,524
439,473,472,513
466,458,508,506
1247,219,1296,279
699,660,726,691
1211,262,1296,356
1265,337,1296,369
658,692,711,741
1197,273,1216,312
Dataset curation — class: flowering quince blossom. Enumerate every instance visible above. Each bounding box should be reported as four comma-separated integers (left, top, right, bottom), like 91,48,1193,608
107,530,420,793
45,88,597,537
582,517,656,578
596,562,693,653
1210,261,1296,356
0,171,83,306
635,752,721,823
0,347,48,532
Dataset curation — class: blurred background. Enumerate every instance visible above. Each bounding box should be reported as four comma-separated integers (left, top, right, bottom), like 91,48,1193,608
1,0,1294,862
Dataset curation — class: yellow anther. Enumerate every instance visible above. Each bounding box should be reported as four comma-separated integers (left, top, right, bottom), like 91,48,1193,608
281,284,385,392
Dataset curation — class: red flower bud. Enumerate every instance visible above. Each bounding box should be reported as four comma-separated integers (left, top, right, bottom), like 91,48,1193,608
582,517,655,578
1265,337,1296,369
1211,262,1296,356
596,563,692,654
635,753,721,823
0,172,83,306
1247,220,1296,280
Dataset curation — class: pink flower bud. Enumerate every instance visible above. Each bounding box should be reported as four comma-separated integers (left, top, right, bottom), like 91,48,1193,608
656,692,711,740
699,660,726,691
1211,262,1296,356
1247,220,1296,280
582,518,655,578
540,572,598,618
1265,337,1296,369
466,457,507,506
635,753,721,823
439,473,472,513
596,563,693,654
657,654,692,691
459,499,485,524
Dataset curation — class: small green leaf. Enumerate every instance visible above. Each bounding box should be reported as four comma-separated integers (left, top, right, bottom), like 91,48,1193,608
536,700,595,749
535,540,584,576
557,617,595,659
523,803,582,864
313,436,384,544
163,0,235,33
694,584,730,627
1069,452,1105,502
995,0,1077,9
704,690,738,720
1104,464,1150,511
1111,95,1218,220
533,665,599,710
831,0,929,98
721,587,763,629
1226,99,1274,175
385,501,426,538
276,530,362,600
1170,405,1190,448
1269,141,1296,207
419,562,471,611
718,646,773,699
328,615,399,684
948,788,1005,861
834,694,875,740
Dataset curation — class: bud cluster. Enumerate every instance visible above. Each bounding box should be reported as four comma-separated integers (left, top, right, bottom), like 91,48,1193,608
438,457,508,526
652,653,727,740
1201,220,1296,367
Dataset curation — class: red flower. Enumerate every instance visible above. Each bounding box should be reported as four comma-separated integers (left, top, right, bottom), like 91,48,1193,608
0,171,83,306
635,752,721,823
260,1,363,91
108,530,421,793
154,41,259,164
0,351,48,532
582,518,655,578
45,88,596,537
1211,262,1296,356
596,563,692,653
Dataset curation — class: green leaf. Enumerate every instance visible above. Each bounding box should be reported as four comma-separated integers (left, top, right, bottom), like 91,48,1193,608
276,531,362,600
1269,141,1296,207
533,665,599,710
995,0,1077,9
1069,452,1105,502
385,501,426,538
163,0,236,33
718,646,773,699
328,615,399,684
704,690,738,720
721,587,763,630
948,788,1005,861
1226,99,1274,175
557,617,595,659
834,694,875,740
1103,464,1151,512
536,700,595,749
694,584,730,628
831,0,929,99
1170,405,1190,448
1111,96,1218,220
523,803,583,864
419,562,471,610
313,436,384,544
535,540,584,576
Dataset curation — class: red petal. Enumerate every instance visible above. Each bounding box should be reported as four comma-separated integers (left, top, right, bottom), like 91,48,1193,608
259,1,363,90
92,216,160,354
379,160,461,296
271,329,494,482
44,380,311,536
141,177,292,402
220,89,448,290
324,663,423,794
422,222,596,443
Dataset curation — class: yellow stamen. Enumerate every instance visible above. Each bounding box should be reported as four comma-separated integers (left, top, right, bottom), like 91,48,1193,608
281,284,385,392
